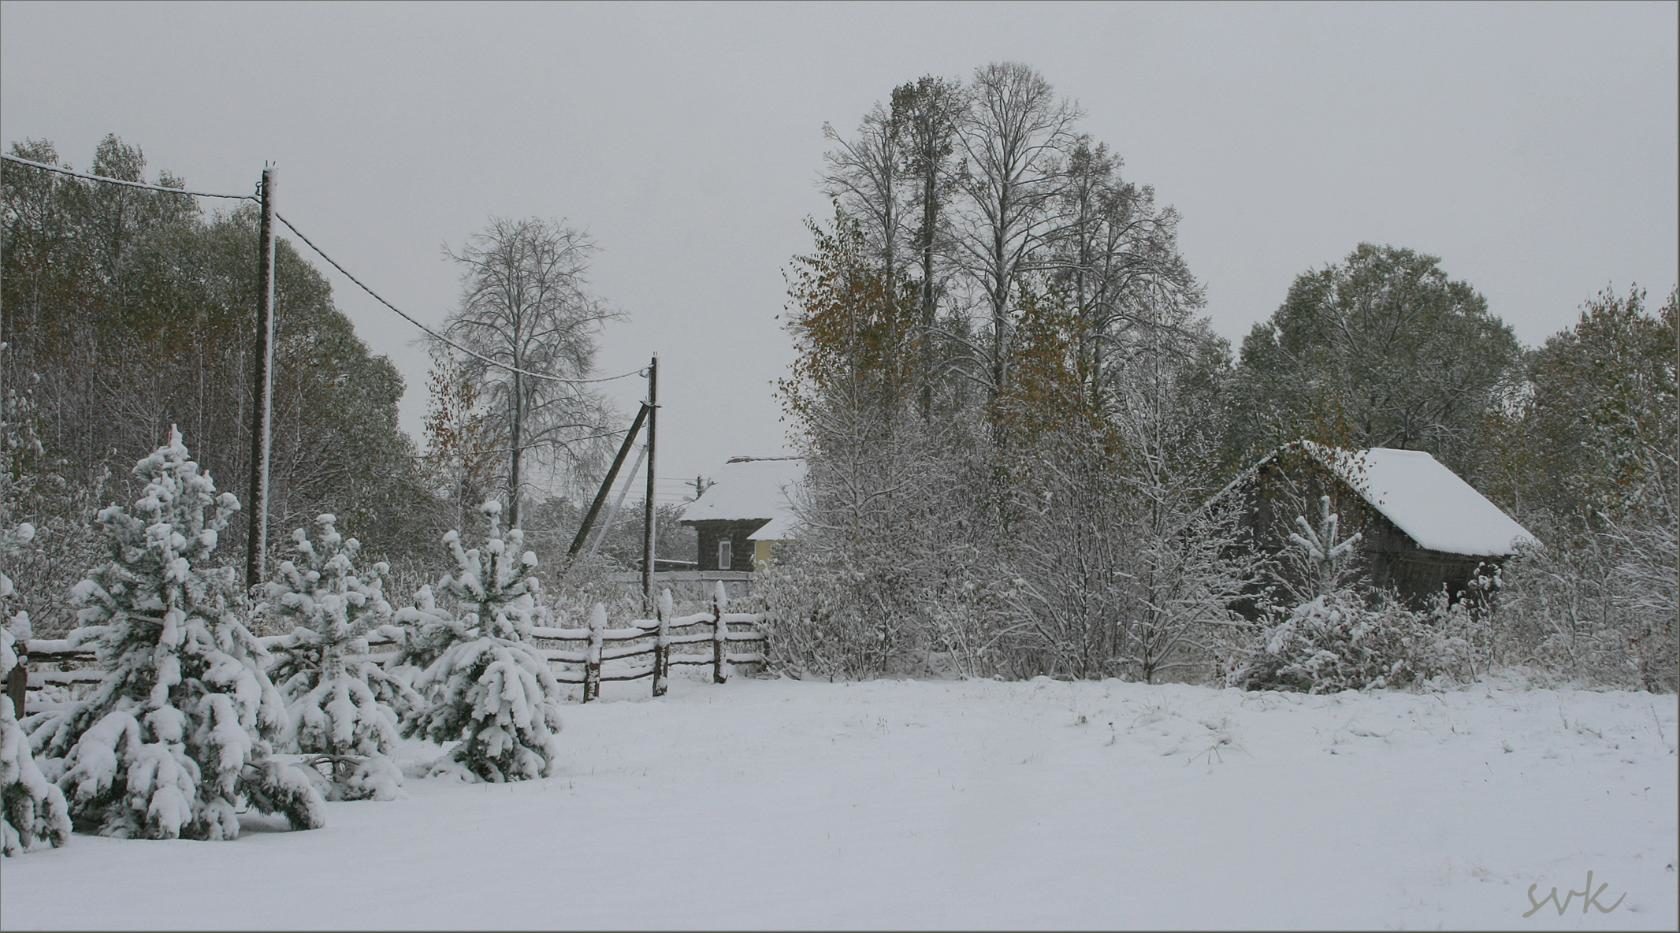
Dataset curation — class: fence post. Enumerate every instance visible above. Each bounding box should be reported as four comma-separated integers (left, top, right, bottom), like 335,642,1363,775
584,603,606,703
5,643,25,720
711,580,730,685
653,588,673,698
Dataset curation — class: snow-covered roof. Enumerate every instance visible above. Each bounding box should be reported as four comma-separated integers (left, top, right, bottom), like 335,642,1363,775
681,457,804,541
747,515,798,543
1260,441,1535,557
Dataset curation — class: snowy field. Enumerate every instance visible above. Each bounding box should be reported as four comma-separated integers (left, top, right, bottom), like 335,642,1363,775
3,676,1676,931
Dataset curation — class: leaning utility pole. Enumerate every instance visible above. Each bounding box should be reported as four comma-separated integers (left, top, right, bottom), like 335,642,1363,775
245,165,277,589
567,403,649,558
640,354,658,610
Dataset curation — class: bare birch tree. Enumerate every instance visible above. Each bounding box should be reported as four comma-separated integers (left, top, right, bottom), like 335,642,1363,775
441,217,620,527
950,62,1080,405
822,103,906,286
891,75,965,420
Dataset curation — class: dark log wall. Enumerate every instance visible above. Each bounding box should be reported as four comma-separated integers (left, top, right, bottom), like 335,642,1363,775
1234,450,1505,608
688,519,771,571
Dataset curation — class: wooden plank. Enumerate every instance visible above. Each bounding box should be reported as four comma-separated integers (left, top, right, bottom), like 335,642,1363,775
601,644,656,662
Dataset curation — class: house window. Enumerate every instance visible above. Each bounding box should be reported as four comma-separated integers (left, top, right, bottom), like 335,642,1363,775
717,538,732,570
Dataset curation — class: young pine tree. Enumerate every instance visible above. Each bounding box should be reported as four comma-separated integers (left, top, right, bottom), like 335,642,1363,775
1282,494,1363,602
29,428,325,839
1232,495,1443,692
400,501,563,782
262,514,416,800
2,521,72,856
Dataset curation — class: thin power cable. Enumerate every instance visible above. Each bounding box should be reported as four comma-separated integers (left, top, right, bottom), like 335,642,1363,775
452,427,631,458
273,212,645,387
1,153,258,201
3,152,647,388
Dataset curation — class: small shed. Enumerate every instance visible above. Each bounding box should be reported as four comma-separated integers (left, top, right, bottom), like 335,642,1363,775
679,456,804,571
1215,441,1536,605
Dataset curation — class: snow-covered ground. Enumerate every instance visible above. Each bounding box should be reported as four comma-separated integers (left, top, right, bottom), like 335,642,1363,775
4,676,1675,931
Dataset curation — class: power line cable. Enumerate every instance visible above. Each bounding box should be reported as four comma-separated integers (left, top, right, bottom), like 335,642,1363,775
1,153,258,201
273,212,645,387
2,153,648,388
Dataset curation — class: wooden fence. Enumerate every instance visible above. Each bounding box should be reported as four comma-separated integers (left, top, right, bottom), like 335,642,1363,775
8,587,764,717
605,570,756,602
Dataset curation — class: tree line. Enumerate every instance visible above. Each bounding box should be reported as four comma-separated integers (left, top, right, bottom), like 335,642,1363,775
0,134,665,636
765,61,1676,690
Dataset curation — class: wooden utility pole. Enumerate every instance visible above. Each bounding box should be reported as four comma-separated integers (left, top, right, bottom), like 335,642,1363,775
640,354,658,611
567,403,649,558
245,165,276,589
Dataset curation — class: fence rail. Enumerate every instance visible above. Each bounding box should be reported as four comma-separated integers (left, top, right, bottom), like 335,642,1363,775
9,586,764,716
606,570,756,601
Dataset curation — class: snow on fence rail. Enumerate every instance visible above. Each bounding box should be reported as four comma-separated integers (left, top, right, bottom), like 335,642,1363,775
7,585,764,716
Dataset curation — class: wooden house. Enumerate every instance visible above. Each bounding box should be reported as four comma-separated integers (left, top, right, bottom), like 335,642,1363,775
1213,441,1536,606
679,456,804,571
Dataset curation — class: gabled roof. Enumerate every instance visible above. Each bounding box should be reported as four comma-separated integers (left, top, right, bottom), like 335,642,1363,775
1223,441,1537,558
680,456,804,540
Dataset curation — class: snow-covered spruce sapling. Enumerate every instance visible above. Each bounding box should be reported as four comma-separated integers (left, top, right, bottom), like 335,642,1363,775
1283,494,1362,601
28,428,325,839
401,501,563,782
1231,496,1369,692
262,514,416,800
1232,495,1453,692
2,520,71,856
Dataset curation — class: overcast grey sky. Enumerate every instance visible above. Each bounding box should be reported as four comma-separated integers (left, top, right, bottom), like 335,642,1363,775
3,1,1675,502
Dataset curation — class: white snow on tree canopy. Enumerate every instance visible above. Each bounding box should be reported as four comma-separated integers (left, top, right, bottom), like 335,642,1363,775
1302,442,1536,557
682,457,804,539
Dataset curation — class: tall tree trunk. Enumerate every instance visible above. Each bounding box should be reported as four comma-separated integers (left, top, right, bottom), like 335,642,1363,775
919,170,937,421
509,368,523,527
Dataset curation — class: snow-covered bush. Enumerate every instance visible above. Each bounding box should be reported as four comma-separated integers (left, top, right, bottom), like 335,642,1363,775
1228,592,1452,693
2,518,72,856
262,515,414,800
755,540,947,680
399,501,563,782
755,545,875,680
543,551,640,625
1497,483,1677,693
1229,495,1459,693
1414,564,1501,681
28,428,325,839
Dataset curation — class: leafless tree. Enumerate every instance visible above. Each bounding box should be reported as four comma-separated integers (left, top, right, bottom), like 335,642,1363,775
1050,138,1202,414
891,76,966,419
442,217,620,527
950,62,1081,404
822,103,906,285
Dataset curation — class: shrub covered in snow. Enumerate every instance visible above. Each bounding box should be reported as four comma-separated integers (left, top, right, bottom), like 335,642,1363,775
1228,592,1455,693
1229,495,1463,693
3,522,72,855
399,501,563,782
28,428,325,839
1497,502,1678,693
261,514,414,800
542,551,641,625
